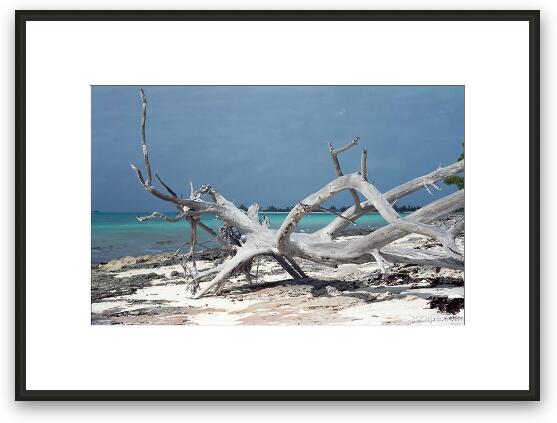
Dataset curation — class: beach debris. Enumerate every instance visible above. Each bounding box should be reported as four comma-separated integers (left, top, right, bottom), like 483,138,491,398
129,89,464,299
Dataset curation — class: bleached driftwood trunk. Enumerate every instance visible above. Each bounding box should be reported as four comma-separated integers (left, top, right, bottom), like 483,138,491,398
131,89,464,298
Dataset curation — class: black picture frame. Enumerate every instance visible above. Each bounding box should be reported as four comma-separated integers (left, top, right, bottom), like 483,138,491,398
15,9,540,401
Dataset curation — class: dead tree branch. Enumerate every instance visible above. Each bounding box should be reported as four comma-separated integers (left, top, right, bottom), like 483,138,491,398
316,160,464,238
139,88,152,186
328,137,362,207
130,89,464,298
361,149,368,181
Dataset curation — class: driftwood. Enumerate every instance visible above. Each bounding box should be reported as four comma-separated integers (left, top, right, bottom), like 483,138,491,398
131,89,464,298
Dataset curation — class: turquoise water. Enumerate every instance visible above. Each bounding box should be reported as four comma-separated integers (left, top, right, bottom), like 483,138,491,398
91,211,394,264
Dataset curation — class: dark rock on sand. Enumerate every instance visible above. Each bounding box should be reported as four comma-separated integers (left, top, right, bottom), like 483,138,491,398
91,271,161,302
93,248,232,271
428,296,464,314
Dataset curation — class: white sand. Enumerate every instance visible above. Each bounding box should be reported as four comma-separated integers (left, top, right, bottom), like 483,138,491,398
91,233,464,326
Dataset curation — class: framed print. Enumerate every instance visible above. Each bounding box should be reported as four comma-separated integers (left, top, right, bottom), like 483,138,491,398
15,10,540,400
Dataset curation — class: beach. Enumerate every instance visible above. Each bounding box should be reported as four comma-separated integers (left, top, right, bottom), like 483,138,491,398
91,221,464,326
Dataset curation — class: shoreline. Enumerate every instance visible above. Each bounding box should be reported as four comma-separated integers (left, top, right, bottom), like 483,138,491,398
91,228,464,326
91,211,464,265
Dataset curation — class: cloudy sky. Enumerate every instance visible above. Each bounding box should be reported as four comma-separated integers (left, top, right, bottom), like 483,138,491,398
92,85,464,212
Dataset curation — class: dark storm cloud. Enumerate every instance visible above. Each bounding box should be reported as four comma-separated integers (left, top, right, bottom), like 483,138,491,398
92,85,464,211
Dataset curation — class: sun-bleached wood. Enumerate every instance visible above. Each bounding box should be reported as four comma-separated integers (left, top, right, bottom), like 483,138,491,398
131,90,464,298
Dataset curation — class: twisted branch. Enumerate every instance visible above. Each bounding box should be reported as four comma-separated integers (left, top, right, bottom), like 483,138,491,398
316,160,464,238
328,137,361,207
130,89,464,298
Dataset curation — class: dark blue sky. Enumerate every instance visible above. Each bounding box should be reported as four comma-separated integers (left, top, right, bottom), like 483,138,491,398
92,86,464,212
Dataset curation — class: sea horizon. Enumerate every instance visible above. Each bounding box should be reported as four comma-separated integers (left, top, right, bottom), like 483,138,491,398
91,210,400,265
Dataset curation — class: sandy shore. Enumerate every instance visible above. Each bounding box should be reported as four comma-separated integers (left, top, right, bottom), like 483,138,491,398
91,228,464,325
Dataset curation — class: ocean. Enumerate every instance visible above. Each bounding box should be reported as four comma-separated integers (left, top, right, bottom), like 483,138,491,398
91,211,397,265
